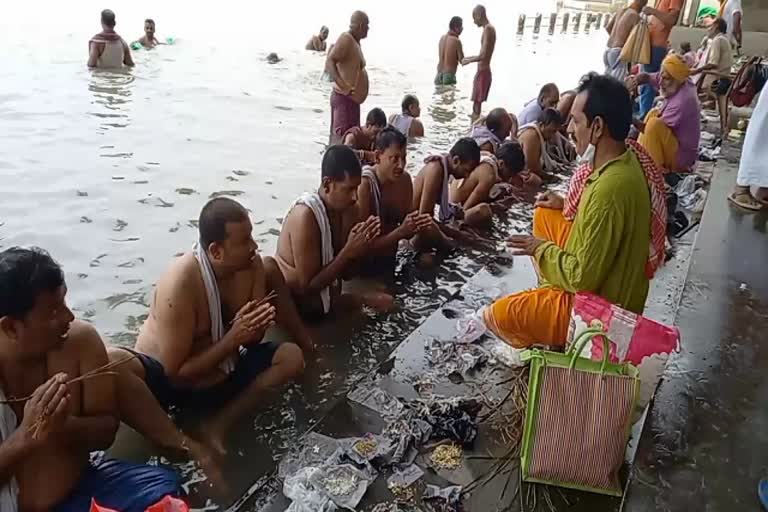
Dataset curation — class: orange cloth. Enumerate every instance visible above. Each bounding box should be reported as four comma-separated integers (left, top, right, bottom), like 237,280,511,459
639,109,680,172
648,0,684,48
484,207,574,348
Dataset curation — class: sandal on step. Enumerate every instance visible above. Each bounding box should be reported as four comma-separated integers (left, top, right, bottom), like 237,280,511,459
728,191,765,211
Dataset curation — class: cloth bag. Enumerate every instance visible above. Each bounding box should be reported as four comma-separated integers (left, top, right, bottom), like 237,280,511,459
620,17,651,65
520,328,640,496
566,292,680,413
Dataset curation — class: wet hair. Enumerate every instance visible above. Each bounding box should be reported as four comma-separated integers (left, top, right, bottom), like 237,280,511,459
449,137,481,164
322,144,363,181
0,247,65,320
496,142,526,175
537,108,563,127
101,9,116,28
366,108,387,128
486,108,509,135
713,17,728,34
576,72,632,141
539,83,559,100
198,197,249,248
145,18,155,25
375,127,407,152
401,95,419,114
449,16,463,31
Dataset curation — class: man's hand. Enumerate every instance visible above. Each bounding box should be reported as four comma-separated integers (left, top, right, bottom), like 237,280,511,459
398,212,434,239
21,373,71,445
642,6,659,17
535,191,564,210
230,302,277,346
343,216,381,259
625,75,638,91
507,234,545,256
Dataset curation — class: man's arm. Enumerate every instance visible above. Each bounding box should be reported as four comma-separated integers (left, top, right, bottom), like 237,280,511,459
463,27,490,64
416,165,443,216
55,322,118,451
520,132,543,176
456,38,465,64
733,11,743,49
463,165,496,210
0,432,34,487
534,185,623,292
605,12,617,34
325,36,352,93
122,40,135,67
410,119,425,137
88,42,101,68
263,257,314,353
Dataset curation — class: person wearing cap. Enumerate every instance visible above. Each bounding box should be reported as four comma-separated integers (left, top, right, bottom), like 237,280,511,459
629,54,701,173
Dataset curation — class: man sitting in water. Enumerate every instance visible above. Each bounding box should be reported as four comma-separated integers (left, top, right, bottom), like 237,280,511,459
136,18,163,48
629,53,701,172
306,26,330,52
412,138,486,248
110,198,310,456
450,141,527,211
518,108,564,183
469,107,513,153
389,95,425,138
356,128,434,275
276,145,383,318
343,108,387,165
88,9,134,68
484,73,666,349
435,16,465,86
518,83,560,126
0,247,182,512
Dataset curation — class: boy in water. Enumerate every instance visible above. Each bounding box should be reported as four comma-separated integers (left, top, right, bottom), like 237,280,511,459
137,19,163,48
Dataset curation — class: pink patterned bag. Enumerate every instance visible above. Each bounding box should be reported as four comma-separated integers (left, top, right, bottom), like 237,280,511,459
566,292,680,411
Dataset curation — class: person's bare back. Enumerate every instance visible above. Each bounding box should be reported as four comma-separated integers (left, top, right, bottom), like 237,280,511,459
438,34,463,74
607,8,641,48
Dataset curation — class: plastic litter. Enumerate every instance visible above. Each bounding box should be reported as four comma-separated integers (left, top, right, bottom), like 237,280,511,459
278,432,343,480
384,416,433,465
308,464,373,510
347,385,405,419
423,484,463,512
411,397,482,445
386,464,424,489
455,310,487,344
283,467,337,512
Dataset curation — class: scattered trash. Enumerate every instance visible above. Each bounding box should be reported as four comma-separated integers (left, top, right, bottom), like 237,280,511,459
386,464,424,489
740,283,748,291
455,310,487,344
347,385,405,419
423,484,463,512
430,443,463,470
384,416,433,465
283,467,337,512
425,338,488,378
410,397,482,445
309,464,373,510
371,504,403,512
487,337,525,367
279,433,343,480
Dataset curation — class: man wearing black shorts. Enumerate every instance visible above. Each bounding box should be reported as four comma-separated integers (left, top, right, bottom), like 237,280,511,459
693,17,733,142
110,198,312,456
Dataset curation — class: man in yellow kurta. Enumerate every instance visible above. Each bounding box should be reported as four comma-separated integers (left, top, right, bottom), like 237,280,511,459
484,73,653,348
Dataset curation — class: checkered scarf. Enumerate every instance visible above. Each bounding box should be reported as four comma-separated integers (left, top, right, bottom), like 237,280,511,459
563,140,667,278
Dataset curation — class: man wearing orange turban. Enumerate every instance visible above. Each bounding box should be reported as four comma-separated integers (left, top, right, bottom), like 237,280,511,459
629,54,701,172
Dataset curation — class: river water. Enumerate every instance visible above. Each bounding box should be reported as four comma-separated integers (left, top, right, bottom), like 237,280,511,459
1,0,607,508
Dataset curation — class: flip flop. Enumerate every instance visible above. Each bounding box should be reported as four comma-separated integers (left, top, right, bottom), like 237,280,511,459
759,479,768,510
728,191,765,211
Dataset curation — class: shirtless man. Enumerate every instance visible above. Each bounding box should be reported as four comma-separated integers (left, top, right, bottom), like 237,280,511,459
110,198,309,456
518,108,563,183
136,18,162,48
436,17,465,86
88,9,134,68
604,0,648,80
326,11,370,142
0,247,181,511
277,145,382,318
343,108,387,164
356,128,433,275
306,26,330,52
412,138,486,248
450,141,527,211
462,5,497,122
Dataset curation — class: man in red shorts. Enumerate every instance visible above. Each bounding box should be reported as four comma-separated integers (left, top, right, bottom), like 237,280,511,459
463,5,497,122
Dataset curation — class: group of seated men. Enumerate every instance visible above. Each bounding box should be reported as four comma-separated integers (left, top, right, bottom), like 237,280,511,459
0,70,674,510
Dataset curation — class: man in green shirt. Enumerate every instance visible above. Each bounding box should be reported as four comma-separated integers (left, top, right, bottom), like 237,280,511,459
484,73,653,348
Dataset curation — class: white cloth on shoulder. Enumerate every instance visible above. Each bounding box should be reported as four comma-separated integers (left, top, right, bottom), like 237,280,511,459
193,243,237,374
288,192,335,313
431,154,463,222
737,84,768,189
362,166,382,218
0,391,19,512
390,114,414,137
604,47,628,81
518,122,558,172
469,125,503,152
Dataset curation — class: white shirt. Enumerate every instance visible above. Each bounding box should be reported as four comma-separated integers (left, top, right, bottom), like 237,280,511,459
722,0,743,41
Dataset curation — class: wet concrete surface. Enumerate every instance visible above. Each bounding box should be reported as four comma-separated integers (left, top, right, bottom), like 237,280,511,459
623,142,768,511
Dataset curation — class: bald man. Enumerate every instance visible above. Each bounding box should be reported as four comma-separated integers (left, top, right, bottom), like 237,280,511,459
307,26,330,51
462,5,497,122
326,11,370,142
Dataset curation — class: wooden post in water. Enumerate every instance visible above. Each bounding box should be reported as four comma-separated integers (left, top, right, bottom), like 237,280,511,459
549,12,557,34
517,14,526,34
574,12,582,31
561,12,570,32
534,13,542,33
596,13,604,29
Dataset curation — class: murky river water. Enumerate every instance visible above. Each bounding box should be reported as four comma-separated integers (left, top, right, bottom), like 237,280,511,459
1,0,607,508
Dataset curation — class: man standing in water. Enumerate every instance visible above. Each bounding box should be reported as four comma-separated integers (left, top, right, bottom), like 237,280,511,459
326,12,370,143
436,17,465,86
111,198,310,456
88,9,134,68
463,5,496,122
306,26,330,52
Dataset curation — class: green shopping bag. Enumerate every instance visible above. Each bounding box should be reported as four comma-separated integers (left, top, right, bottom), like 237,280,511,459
520,327,640,496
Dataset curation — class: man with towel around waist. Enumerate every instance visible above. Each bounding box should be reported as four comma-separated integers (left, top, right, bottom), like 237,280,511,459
88,9,134,69
0,247,182,512
326,11,370,143
276,145,383,317
110,198,311,456
462,5,496,122
356,128,434,276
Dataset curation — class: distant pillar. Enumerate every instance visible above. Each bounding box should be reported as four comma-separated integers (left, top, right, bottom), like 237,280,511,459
562,12,570,32
549,12,557,34
518,14,526,34
574,12,582,31
534,13,543,33
596,13,604,28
